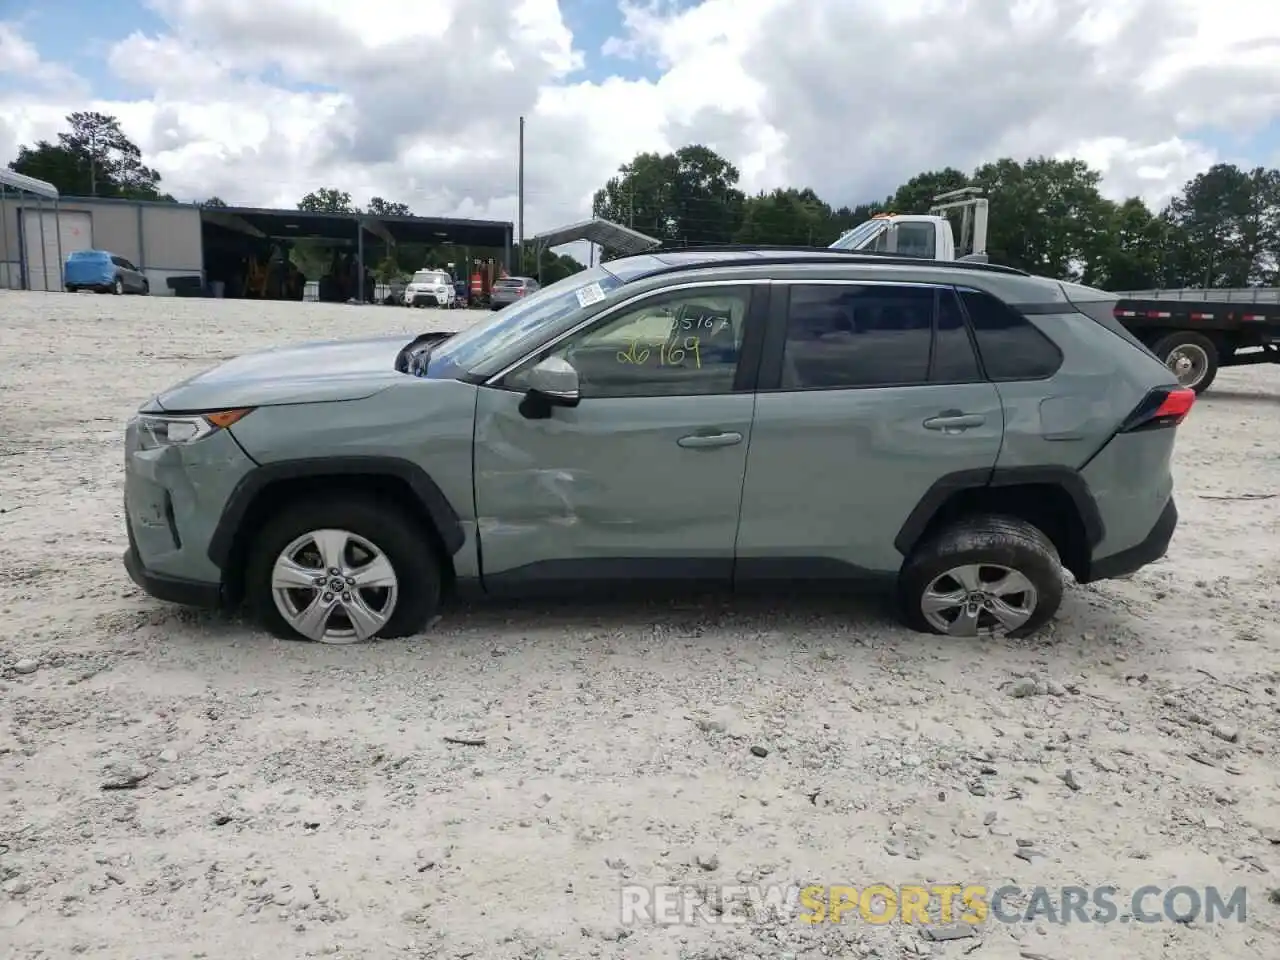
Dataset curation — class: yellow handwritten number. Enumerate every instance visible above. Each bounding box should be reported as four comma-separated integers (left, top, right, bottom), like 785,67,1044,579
616,338,651,365
617,336,701,368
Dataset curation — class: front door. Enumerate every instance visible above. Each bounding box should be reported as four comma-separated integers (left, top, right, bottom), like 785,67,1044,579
736,280,1004,577
472,282,767,586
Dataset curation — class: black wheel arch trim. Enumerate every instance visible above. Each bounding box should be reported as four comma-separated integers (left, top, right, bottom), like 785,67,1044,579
206,456,465,569
894,466,1105,557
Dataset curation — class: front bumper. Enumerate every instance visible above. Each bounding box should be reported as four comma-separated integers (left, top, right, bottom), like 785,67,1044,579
1085,497,1177,581
406,291,454,307
123,417,255,597
124,519,223,608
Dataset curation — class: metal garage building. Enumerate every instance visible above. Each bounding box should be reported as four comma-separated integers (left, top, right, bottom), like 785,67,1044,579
0,194,204,294
0,192,515,296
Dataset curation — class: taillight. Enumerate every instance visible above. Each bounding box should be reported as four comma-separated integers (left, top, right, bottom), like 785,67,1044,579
1119,386,1196,433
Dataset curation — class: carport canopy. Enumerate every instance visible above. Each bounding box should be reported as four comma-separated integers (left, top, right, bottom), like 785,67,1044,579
199,204,511,250
1,169,65,291
1,168,60,199
530,217,660,256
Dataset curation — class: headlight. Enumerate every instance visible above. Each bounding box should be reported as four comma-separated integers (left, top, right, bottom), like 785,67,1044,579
136,409,253,447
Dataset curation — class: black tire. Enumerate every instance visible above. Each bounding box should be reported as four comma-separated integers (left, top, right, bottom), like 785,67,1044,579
1150,331,1219,394
141,280,150,296
896,515,1064,638
244,495,442,643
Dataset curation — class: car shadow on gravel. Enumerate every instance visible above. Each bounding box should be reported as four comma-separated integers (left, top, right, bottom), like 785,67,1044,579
128,583,1124,662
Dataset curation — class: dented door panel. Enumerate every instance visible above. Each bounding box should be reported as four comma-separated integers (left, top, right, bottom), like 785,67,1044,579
472,387,754,577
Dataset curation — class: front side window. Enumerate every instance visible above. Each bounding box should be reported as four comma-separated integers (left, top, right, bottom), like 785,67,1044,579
507,286,752,398
780,284,937,389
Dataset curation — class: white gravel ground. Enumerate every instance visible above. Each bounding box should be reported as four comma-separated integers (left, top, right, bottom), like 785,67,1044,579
1,290,1279,960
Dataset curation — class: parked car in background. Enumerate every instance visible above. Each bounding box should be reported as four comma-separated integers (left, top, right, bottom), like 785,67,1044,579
489,276,539,310
64,250,149,295
404,270,456,308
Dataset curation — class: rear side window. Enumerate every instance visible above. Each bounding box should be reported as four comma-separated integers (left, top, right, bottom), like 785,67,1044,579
1068,296,1157,357
781,284,981,389
958,288,1062,380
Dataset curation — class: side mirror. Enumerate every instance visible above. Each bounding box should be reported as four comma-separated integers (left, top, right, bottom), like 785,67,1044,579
519,356,579,418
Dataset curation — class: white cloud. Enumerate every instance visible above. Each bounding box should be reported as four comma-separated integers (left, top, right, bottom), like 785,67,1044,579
1,0,1278,236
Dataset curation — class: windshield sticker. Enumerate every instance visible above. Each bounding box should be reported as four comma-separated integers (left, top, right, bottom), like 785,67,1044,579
575,282,607,308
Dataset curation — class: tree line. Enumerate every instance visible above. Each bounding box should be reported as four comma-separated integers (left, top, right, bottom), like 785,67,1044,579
9,113,1279,290
592,145,1280,289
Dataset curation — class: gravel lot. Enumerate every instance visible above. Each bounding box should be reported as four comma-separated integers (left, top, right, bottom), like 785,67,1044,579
1,290,1279,960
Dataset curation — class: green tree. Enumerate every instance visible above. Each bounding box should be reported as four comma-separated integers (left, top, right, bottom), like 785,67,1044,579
367,197,411,217
8,112,171,200
591,144,745,245
969,156,1113,279
735,188,831,245
200,196,228,207
1163,164,1280,287
1085,197,1169,290
298,188,356,213
888,168,972,215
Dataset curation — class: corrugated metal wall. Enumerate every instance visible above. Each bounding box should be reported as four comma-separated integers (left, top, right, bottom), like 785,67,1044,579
0,197,204,295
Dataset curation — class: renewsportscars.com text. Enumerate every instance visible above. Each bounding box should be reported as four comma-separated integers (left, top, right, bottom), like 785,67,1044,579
619,883,1249,926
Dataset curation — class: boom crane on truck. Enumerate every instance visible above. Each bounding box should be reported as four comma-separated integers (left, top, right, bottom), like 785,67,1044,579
828,189,1280,393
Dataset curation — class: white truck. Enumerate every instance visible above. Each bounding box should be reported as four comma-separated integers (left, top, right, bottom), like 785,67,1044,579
828,187,990,262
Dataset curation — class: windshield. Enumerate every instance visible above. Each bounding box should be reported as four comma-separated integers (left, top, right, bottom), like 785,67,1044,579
413,271,448,284
828,219,887,250
425,266,623,380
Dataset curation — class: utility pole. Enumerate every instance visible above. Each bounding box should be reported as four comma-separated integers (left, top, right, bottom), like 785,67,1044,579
517,116,525,270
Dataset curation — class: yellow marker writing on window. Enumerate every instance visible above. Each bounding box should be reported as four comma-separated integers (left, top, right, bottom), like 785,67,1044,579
617,337,701,369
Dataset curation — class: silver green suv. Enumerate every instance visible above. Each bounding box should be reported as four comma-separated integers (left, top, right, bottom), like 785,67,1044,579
123,248,1194,644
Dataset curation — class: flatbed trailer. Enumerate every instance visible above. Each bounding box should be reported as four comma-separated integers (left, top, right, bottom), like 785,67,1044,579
1111,288,1280,393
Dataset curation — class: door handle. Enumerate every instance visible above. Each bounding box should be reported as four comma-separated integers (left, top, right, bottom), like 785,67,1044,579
677,431,743,448
923,413,985,431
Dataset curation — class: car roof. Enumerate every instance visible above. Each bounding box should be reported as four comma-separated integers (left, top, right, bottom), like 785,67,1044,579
599,246,1074,307
614,246,1029,276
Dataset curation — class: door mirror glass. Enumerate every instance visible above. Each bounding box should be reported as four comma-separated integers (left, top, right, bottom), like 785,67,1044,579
525,356,579,405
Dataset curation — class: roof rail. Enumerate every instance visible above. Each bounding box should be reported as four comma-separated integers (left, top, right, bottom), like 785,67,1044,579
642,245,1029,277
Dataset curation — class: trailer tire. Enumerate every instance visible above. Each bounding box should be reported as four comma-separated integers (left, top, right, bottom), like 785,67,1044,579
1151,331,1219,394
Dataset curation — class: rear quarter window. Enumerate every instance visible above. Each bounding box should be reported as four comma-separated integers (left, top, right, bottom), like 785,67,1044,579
957,288,1063,380
1078,301,1153,350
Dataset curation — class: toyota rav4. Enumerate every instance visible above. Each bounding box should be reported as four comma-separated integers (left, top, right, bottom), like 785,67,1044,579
123,247,1192,644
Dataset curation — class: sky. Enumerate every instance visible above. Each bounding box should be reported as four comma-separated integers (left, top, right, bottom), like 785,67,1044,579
1,0,1280,241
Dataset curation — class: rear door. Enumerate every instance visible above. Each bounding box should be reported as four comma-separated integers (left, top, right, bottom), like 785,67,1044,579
735,280,1004,577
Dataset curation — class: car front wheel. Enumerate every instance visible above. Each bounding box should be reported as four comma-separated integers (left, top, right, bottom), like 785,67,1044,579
896,515,1063,638
245,496,442,643
112,277,124,295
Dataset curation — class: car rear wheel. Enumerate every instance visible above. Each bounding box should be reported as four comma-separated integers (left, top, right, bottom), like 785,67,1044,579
245,496,442,644
896,515,1063,638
